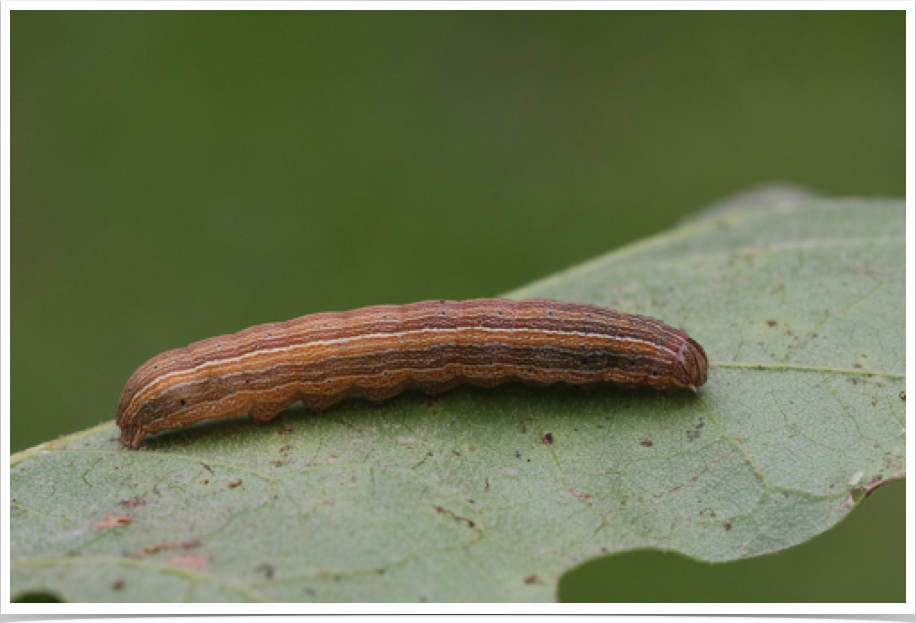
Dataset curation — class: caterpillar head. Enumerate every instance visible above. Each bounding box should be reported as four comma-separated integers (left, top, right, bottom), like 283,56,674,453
672,337,708,391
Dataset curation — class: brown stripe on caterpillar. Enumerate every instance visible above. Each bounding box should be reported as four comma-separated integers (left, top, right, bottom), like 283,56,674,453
116,298,708,449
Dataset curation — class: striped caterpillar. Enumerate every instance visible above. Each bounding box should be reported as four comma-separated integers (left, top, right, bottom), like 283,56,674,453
116,299,708,449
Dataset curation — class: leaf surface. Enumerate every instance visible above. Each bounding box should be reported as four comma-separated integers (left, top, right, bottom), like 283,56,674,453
10,198,905,602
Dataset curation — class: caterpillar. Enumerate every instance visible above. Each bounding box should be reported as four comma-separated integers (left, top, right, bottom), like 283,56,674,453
116,299,708,449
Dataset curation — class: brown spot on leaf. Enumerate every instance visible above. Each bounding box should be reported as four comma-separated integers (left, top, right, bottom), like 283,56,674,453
569,488,591,500
228,479,243,488
118,497,146,508
256,563,275,580
135,540,200,557
838,494,856,513
434,505,476,528
93,514,132,530
542,433,554,445
524,573,543,585
686,418,705,443
724,523,732,531
640,439,653,447
766,320,777,327
112,580,125,591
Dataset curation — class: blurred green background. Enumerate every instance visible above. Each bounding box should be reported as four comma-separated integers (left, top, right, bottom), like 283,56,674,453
12,10,904,602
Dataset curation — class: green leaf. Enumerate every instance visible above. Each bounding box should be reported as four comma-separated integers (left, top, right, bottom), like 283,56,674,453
10,197,905,602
